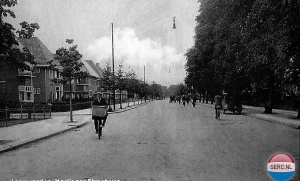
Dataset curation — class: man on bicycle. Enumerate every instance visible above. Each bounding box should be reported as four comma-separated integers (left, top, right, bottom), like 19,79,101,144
214,92,223,119
92,93,108,134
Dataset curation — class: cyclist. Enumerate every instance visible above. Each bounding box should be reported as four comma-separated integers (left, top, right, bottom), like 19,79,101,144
214,92,223,119
92,93,108,134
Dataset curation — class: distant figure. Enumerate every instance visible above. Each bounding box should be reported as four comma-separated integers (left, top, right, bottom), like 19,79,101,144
192,95,197,108
182,95,186,106
186,96,190,105
173,16,176,29
214,93,223,119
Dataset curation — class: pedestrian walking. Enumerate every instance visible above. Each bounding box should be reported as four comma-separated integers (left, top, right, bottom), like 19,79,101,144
182,95,186,106
192,94,197,108
186,96,190,105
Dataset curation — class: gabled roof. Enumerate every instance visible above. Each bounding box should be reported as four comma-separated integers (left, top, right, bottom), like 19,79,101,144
95,62,104,78
18,37,59,66
81,59,100,78
85,60,104,78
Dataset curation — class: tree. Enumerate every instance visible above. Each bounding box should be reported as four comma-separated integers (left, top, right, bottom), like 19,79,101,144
186,0,300,117
243,0,300,113
115,64,126,109
124,68,138,104
16,21,39,38
52,39,88,122
1,0,36,71
99,62,115,111
149,82,163,99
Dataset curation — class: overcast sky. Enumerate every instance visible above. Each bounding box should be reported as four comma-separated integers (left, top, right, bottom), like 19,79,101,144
5,0,199,86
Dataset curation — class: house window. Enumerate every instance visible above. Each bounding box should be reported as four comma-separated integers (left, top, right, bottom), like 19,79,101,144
26,92,31,100
55,86,60,100
34,68,40,73
19,86,34,102
54,70,57,78
37,88,40,94
89,90,92,97
19,92,25,101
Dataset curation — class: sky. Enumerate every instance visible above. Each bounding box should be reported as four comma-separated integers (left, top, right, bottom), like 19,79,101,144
5,0,199,87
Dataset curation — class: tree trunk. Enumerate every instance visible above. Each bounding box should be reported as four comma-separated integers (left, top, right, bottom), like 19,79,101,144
69,80,73,122
264,88,273,114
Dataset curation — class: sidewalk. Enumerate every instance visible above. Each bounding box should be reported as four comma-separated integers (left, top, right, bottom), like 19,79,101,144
0,100,152,154
198,102,300,129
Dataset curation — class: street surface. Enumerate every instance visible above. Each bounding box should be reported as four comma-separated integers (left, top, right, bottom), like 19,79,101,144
1,100,299,181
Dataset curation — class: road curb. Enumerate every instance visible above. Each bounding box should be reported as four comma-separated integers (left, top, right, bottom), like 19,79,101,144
242,113,300,129
0,121,87,155
197,103,300,129
0,101,152,154
111,101,152,114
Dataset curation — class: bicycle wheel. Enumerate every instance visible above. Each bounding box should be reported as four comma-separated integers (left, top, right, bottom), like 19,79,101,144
98,120,102,140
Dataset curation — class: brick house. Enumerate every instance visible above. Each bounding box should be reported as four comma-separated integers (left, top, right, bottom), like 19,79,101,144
62,59,101,100
0,37,63,106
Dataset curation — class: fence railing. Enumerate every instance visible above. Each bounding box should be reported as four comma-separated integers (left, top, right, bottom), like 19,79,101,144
0,105,51,127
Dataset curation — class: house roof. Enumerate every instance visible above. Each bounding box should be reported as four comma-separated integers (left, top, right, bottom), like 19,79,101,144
80,59,100,78
85,60,104,78
18,37,59,66
95,62,104,78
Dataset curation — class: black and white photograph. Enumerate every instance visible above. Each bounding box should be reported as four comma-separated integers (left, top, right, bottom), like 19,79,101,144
0,0,299,180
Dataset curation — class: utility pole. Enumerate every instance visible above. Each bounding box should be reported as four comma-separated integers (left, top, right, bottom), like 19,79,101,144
112,23,115,110
144,65,146,102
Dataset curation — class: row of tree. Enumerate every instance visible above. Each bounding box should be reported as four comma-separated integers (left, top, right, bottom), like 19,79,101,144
100,62,164,101
185,0,299,117
51,39,164,121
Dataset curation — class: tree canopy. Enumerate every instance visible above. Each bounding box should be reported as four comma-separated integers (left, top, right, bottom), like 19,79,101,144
185,0,300,114
0,0,38,70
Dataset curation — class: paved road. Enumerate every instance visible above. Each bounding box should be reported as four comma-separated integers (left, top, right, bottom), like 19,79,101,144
1,100,299,181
